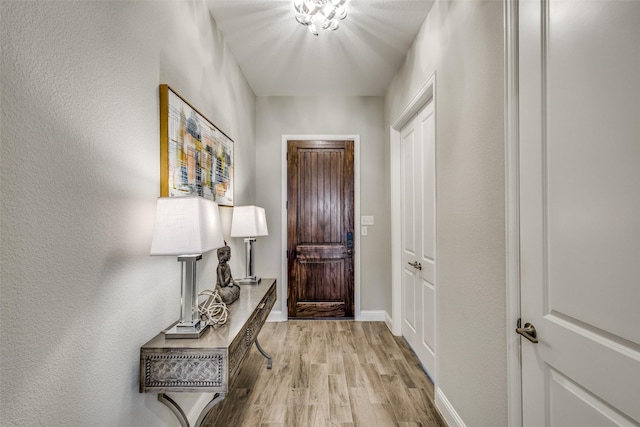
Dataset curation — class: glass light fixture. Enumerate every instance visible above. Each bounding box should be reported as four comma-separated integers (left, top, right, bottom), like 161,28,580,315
293,0,347,36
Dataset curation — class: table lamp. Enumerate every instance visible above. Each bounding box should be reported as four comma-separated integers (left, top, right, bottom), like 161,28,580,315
150,196,224,338
230,205,268,284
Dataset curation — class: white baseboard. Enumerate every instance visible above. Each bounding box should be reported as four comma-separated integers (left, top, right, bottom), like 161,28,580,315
385,311,395,333
435,387,466,427
359,310,386,321
266,310,287,322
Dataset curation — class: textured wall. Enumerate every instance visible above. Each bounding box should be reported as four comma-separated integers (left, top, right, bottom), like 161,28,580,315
385,1,507,425
255,96,389,315
0,2,255,425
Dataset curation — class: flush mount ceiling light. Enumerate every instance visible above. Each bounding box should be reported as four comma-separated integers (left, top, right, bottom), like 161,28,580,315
293,0,347,36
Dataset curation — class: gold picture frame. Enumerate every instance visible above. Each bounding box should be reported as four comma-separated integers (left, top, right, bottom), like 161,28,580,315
159,84,234,206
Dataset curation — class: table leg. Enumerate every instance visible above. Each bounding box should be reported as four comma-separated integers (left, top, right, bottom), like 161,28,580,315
194,393,226,427
158,392,226,427
158,393,189,427
255,338,272,369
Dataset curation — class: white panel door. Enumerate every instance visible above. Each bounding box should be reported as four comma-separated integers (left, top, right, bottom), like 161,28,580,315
401,112,419,353
401,101,436,377
519,0,640,425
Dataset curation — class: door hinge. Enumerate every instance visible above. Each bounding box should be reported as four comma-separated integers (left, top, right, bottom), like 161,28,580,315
286,200,288,210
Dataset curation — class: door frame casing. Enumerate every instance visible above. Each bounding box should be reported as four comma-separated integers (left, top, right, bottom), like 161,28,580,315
399,96,437,380
504,0,522,425
280,134,361,320
390,72,436,337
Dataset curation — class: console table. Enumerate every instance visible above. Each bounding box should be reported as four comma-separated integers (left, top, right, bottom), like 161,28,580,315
140,279,276,427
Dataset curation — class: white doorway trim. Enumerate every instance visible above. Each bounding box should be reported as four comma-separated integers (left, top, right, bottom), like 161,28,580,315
390,73,436,336
280,134,361,320
504,0,522,425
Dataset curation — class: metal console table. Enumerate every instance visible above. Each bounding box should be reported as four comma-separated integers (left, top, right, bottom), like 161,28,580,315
140,279,276,427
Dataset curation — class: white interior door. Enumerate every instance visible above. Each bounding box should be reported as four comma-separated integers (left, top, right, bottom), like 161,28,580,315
401,101,436,377
519,0,640,425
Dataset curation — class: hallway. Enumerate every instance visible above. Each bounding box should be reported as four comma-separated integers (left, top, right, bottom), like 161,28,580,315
1,1,509,424
203,321,446,426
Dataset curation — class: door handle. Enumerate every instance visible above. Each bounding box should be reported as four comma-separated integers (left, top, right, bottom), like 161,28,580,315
408,261,422,270
516,318,538,343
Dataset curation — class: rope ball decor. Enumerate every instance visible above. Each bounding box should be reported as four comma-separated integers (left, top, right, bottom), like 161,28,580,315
198,289,229,326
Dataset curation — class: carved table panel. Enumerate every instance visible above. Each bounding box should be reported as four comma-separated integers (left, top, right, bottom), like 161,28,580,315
139,279,276,426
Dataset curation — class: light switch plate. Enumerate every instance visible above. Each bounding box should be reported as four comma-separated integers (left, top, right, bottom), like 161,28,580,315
361,226,368,236
361,215,374,226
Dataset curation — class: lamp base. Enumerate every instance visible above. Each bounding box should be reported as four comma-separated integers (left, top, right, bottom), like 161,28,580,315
235,276,261,285
164,320,206,339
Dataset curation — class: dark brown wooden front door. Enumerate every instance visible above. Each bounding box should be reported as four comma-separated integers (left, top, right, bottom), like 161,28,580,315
287,140,354,318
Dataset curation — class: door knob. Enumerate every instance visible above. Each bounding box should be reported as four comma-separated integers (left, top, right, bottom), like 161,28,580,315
408,261,422,270
516,318,538,343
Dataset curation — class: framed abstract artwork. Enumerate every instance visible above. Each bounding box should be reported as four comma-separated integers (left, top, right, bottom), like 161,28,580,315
159,84,234,206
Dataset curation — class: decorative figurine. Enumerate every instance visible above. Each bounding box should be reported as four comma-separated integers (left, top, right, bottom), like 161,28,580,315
216,242,240,304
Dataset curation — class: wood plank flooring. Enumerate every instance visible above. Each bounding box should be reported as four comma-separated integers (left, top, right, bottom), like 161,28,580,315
201,320,446,427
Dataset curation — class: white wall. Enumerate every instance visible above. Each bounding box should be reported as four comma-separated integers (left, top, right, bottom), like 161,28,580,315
0,2,255,425
385,1,507,426
255,96,389,316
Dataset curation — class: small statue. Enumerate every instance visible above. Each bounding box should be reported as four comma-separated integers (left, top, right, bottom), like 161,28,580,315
216,242,240,305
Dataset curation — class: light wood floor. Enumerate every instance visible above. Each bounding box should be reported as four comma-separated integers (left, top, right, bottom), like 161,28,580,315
202,320,446,427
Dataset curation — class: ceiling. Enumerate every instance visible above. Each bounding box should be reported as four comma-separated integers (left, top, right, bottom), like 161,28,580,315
206,0,434,97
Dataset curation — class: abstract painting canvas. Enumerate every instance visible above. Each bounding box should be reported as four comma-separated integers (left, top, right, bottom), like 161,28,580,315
159,84,234,206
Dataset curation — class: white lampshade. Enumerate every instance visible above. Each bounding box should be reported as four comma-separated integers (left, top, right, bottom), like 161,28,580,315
150,196,225,256
230,206,268,238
